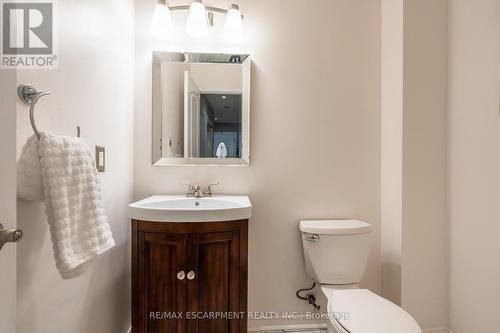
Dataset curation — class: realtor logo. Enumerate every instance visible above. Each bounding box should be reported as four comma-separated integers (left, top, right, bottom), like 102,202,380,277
1,0,57,69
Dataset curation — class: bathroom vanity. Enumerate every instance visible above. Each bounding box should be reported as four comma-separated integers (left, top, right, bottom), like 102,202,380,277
129,195,252,333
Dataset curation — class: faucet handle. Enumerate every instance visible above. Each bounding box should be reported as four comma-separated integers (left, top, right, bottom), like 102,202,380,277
180,182,195,197
204,182,220,197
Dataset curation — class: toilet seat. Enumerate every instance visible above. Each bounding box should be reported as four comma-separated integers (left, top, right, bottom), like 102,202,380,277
322,287,422,333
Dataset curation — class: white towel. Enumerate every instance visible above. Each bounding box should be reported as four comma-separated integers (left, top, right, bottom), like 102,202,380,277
17,133,115,279
216,142,228,158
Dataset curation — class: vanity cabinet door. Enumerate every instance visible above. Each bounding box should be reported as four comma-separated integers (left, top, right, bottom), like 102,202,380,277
137,232,187,333
186,231,241,333
132,220,248,333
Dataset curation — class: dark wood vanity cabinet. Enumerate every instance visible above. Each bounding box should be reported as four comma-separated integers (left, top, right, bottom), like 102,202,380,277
132,220,248,333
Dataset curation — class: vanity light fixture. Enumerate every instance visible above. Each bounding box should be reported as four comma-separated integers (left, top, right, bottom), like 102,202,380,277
150,0,172,36
224,4,243,41
186,0,208,38
150,0,244,40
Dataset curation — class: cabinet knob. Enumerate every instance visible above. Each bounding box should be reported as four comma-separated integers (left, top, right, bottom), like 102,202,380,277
177,271,186,280
187,271,196,280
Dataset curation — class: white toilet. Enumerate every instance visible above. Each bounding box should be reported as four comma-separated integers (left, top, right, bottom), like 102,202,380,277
300,220,422,333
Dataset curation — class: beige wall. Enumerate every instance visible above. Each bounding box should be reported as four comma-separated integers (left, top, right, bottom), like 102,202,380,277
381,1,449,331
0,71,18,333
135,0,381,328
401,0,449,331
381,0,404,306
448,0,500,332
15,0,135,332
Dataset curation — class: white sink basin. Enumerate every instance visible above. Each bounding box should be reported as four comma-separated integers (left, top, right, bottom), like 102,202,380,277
128,195,252,222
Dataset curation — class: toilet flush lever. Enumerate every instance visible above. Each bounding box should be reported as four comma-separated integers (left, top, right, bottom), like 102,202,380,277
305,234,320,242
0,223,23,250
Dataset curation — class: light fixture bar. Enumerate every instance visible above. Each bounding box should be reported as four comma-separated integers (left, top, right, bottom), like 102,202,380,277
168,4,244,19
168,4,190,11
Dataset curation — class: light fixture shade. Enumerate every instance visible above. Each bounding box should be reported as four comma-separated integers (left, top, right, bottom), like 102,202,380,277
224,4,243,41
186,1,208,38
151,2,171,36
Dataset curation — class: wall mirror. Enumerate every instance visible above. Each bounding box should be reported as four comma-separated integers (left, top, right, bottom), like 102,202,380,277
152,52,251,166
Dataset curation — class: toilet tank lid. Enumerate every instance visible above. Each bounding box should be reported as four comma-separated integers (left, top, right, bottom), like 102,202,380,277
299,220,372,235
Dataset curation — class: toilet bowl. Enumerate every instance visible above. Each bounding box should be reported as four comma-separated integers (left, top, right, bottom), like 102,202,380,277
322,287,421,333
300,220,422,333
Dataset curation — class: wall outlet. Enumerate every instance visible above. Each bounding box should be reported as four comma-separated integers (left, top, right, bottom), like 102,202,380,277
95,146,105,173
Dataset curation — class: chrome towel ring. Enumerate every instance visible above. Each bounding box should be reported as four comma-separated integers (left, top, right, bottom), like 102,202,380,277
18,84,51,140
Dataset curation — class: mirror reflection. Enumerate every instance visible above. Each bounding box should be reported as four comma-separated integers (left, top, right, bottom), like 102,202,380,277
198,93,242,158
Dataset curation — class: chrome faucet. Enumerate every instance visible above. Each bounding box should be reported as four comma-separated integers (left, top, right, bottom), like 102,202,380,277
192,184,203,198
182,182,219,198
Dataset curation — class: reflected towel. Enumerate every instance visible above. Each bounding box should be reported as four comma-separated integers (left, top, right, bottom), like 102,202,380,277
17,133,115,279
216,142,228,158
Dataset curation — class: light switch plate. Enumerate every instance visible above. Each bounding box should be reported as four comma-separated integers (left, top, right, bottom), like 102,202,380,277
95,146,105,173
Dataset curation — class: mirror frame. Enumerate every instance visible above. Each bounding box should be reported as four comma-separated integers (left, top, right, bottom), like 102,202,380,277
152,52,251,167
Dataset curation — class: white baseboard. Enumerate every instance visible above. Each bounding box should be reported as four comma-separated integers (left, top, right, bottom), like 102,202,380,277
249,323,328,333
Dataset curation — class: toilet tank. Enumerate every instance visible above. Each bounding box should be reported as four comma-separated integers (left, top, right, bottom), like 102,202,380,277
300,220,372,285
